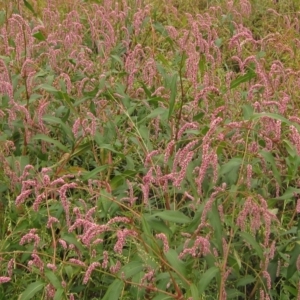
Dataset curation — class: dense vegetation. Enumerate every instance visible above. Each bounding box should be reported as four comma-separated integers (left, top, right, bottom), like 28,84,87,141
0,0,300,299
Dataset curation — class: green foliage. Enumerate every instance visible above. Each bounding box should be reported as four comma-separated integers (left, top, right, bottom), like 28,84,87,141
0,0,300,299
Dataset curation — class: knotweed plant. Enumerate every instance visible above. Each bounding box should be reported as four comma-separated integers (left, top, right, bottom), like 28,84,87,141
0,0,300,299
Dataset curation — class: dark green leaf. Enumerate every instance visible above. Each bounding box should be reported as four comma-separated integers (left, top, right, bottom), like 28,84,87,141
82,165,108,181
37,83,58,93
252,112,291,125
287,243,300,279
165,249,187,277
146,107,168,120
33,31,46,41
54,289,64,300
190,283,199,299
230,70,256,89
101,279,124,300
240,232,263,258
237,275,256,287
259,150,282,185
18,281,45,300
153,210,190,224
168,73,177,120
23,0,36,15
121,261,144,279
45,270,62,289
32,134,69,152
197,266,219,295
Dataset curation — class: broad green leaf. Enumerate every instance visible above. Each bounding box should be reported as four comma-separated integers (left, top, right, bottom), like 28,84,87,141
110,54,123,66
93,140,125,158
275,186,300,200
214,38,223,48
146,107,168,120
230,69,256,89
33,31,46,41
61,233,85,252
193,112,205,121
54,289,64,300
198,266,219,295
82,165,108,181
32,134,69,152
141,215,155,252
42,115,74,140
45,270,61,289
23,0,36,15
242,104,254,120
144,215,172,236
209,205,223,250
219,157,242,185
259,150,282,185
165,249,187,277
153,22,169,37
237,275,255,287
64,266,73,279
121,261,144,279
153,210,191,224
287,243,300,279
226,289,245,298
240,232,263,258
101,279,124,300
168,73,177,120
37,83,58,93
18,281,45,300
190,283,199,299
233,249,242,269
251,112,291,125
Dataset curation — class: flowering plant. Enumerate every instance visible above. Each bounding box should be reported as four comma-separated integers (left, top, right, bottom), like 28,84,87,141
0,0,300,299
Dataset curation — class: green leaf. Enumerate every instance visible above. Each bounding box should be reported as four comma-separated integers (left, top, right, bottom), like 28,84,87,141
54,289,64,300
153,210,191,224
60,233,85,252
214,38,223,48
242,104,254,120
259,150,282,185
153,22,169,37
165,249,187,277
37,83,58,93
230,69,256,89
18,281,45,300
101,279,124,300
45,270,62,289
287,243,300,279
23,0,36,15
32,134,69,152
208,205,223,250
146,107,168,120
144,215,172,236
275,186,300,200
240,232,263,258
121,261,144,279
93,138,125,158
33,31,46,41
219,157,242,185
190,283,199,299
237,275,255,287
81,165,108,181
168,73,177,120
193,112,205,121
198,266,219,295
251,112,291,125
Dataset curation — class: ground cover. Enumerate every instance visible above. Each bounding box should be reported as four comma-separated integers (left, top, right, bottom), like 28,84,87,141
0,0,300,299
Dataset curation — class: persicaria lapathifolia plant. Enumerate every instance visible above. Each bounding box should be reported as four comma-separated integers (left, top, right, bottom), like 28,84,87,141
0,0,300,299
